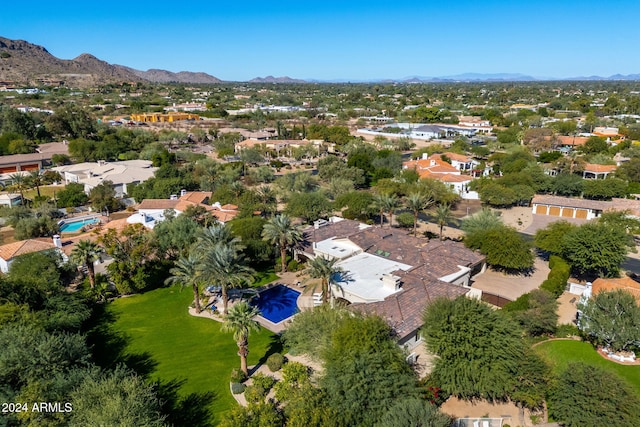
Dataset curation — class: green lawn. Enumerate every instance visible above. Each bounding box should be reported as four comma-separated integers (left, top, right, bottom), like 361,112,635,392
534,340,640,395
88,286,279,425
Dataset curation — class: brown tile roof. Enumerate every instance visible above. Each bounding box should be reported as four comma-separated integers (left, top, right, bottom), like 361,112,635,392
137,199,180,210
584,163,617,173
444,152,472,162
299,219,365,252
556,135,589,146
180,191,212,204
351,275,469,338
532,195,610,210
592,277,640,302
0,239,56,261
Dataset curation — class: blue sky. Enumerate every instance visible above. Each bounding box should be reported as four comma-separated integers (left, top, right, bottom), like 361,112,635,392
2,1,639,81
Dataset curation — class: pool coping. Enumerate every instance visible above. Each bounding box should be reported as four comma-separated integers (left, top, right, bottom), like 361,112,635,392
251,283,302,333
58,214,102,233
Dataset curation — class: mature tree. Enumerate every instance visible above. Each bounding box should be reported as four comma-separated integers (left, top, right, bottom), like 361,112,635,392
46,104,96,139
534,220,577,255
465,224,534,271
195,223,243,253
322,315,421,426
222,301,261,376
579,136,609,154
371,193,388,227
70,239,102,289
578,289,640,352
405,192,433,236
56,182,89,208
69,367,166,427
552,172,584,196
432,203,456,240
583,177,628,200
504,289,558,336
374,398,452,427
261,214,303,273
334,191,374,221
285,191,332,223
165,253,204,313
616,157,640,182
152,212,200,259
561,223,629,278
282,306,350,361
8,173,28,206
89,181,121,213
422,297,547,407
549,363,640,427
199,244,254,313
478,182,517,207
255,186,277,217
305,256,342,305
25,170,45,199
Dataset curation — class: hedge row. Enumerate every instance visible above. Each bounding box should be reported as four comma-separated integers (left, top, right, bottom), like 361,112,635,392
540,255,571,298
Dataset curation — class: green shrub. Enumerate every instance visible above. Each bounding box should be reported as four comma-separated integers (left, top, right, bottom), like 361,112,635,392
243,384,267,404
230,382,246,394
541,256,570,298
266,353,285,372
230,367,247,383
251,372,276,391
555,323,580,338
287,259,301,272
502,293,531,312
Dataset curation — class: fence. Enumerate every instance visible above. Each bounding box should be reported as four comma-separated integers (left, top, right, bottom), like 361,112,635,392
480,292,513,308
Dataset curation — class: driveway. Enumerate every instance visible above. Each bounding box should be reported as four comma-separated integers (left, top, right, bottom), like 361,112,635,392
471,257,550,301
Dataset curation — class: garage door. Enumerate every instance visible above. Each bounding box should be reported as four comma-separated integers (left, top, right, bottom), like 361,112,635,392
535,205,547,215
548,206,561,216
575,209,588,219
561,208,573,218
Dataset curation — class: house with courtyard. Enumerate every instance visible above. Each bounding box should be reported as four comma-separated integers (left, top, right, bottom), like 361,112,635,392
296,217,485,349
127,190,239,229
402,153,479,199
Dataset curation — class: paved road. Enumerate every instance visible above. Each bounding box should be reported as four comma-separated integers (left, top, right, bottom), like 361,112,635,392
622,257,640,275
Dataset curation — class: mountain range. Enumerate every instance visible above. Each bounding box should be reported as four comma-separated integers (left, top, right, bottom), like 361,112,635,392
1,37,639,85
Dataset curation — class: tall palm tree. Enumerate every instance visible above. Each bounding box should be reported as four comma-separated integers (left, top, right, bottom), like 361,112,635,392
26,170,46,199
433,203,457,241
8,173,28,206
262,214,303,273
165,253,203,313
306,256,342,306
382,193,400,228
405,192,434,237
221,301,261,376
70,239,102,289
195,223,243,253
256,186,277,217
199,244,255,313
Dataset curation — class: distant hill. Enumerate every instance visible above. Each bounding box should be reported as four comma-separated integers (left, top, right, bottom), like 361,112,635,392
116,66,223,84
249,75,306,83
0,37,222,86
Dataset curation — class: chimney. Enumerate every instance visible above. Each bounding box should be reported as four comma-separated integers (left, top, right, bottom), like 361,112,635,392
52,235,62,249
381,273,401,291
180,189,187,197
169,194,178,200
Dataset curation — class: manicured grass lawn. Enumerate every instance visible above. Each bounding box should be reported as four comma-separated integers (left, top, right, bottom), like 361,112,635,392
91,286,278,424
534,340,640,394
252,268,279,287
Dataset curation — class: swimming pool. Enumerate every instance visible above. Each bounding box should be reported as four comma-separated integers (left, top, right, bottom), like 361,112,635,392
251,285,300,324
59,217,100,233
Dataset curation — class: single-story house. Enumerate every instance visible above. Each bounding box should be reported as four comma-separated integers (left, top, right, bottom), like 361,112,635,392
53,160,157,197
531,195,640,220
296,217,486,349
0,237,63,273
582,163,617,179
128,190,239,229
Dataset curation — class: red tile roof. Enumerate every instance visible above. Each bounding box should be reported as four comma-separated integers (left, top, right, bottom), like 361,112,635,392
0,239,56,261
592,277,640,303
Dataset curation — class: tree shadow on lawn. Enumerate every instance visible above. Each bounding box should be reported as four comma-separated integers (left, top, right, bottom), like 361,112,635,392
157,378,218,427
84,302,158,377
249,334,285,375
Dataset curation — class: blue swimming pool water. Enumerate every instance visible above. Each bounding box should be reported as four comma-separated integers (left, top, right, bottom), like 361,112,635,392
60,218,99,233
251,285,300,323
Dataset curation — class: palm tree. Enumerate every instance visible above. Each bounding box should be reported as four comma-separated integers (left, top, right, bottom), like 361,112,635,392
195,223,243,253
382,193,400,228
433,203,457,241
306,256,342,306
26,170,46,199
70,239,102,289
8,173,28,206
199,244,255,313
405,192,434,237
256,186,277,217
221,301,261,376
371,193,387,227
165,253,203,313
262,214,303,273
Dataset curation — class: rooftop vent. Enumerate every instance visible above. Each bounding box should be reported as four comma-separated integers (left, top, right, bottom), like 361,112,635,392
381,273,401,291
314,219,329,229
169,194,178,200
